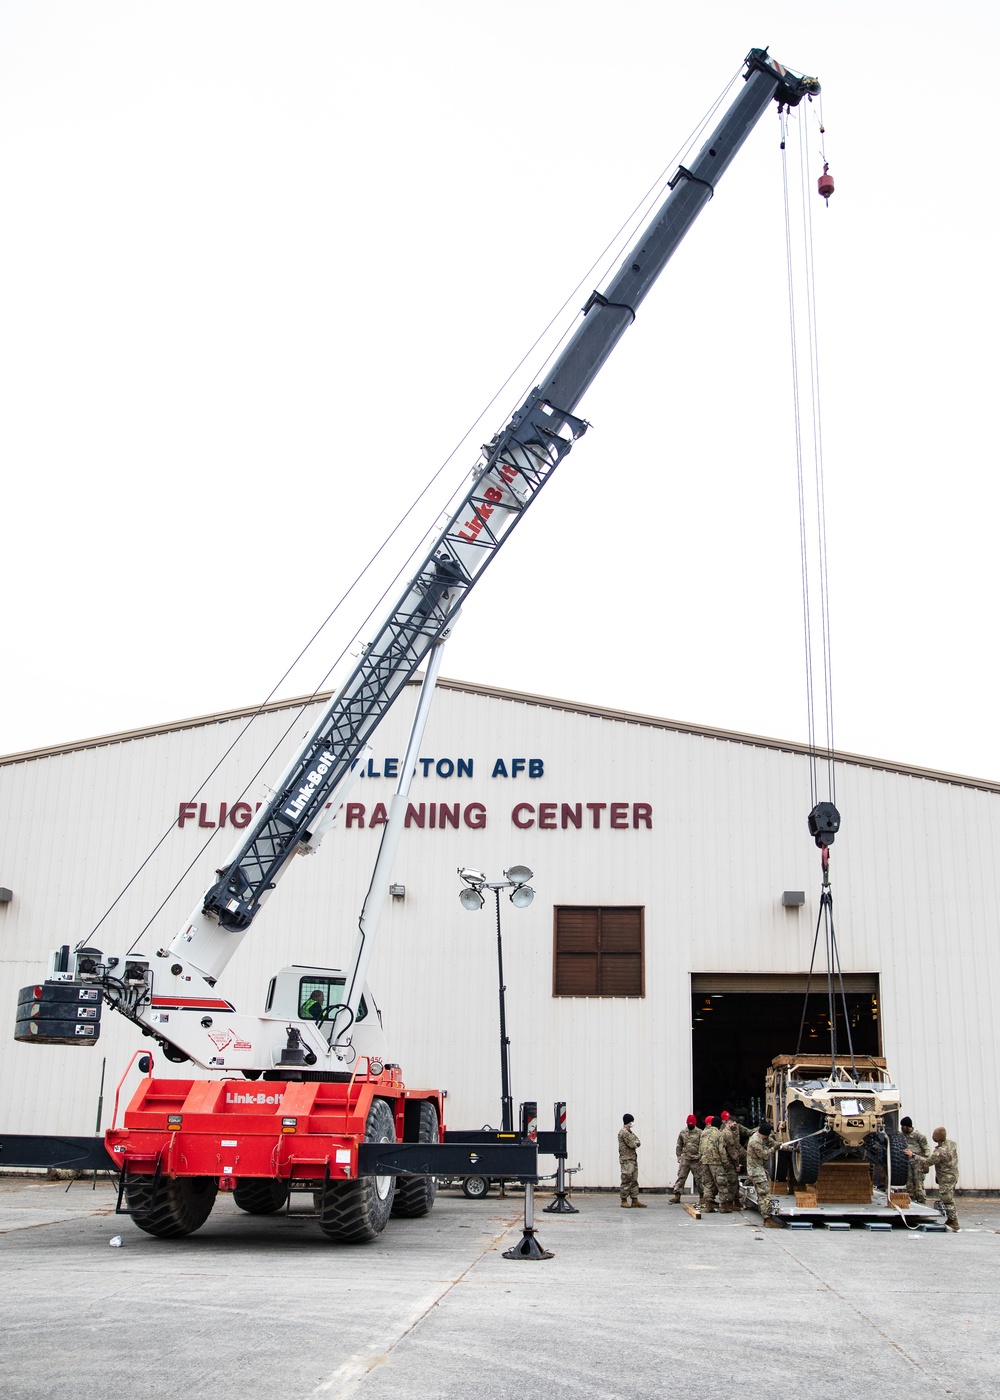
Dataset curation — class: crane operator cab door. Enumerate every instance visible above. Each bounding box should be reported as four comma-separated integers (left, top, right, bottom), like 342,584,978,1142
264,965,390,1068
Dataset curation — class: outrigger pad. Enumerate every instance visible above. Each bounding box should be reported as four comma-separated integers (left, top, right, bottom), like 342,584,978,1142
502,1227,554,1261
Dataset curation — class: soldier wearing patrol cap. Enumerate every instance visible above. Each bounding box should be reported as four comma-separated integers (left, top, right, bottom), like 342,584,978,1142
907,1127,960,1231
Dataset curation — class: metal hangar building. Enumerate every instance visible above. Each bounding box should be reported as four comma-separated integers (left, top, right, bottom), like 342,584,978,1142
1,678,997,1189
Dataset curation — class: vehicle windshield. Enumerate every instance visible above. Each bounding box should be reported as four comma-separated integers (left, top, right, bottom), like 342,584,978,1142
299,976,368,1024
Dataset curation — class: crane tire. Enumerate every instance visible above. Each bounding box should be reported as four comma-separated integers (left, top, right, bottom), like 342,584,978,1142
392,1100,439,1218
316,1097,396,1243
233,1179,289,1215
124,1173,218,1238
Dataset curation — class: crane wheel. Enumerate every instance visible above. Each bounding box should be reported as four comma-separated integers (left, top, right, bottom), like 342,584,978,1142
392,1100,439,1218
315,1097,396,1243
233,1178,290,1215
123,1173,218,1238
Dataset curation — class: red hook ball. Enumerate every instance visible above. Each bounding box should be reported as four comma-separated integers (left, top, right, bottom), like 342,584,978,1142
818,162,834,203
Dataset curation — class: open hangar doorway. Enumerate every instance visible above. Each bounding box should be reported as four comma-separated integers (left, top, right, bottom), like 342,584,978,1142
690,973,882,1123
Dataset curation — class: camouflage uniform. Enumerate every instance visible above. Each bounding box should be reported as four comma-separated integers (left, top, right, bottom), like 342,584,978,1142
914,1137,959,1228
902,1126,930,1203
705,1120,733,1209
618,1125,640,1202
712,1121,741,1206
745,1130,775,1218
698,1124,721,1206
722,1118,751,1170
672,1125,702,1200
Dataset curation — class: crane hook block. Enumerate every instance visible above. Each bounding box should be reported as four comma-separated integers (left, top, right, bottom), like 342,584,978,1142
808,802,841,848
818,162,834,204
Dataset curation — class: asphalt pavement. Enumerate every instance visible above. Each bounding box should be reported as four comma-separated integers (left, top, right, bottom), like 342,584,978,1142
1,1178,996,1400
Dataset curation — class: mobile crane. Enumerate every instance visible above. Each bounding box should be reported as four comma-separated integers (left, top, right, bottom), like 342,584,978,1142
11,49,820,1242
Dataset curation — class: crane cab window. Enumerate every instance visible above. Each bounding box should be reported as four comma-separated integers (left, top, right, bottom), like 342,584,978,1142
298,976,367,1024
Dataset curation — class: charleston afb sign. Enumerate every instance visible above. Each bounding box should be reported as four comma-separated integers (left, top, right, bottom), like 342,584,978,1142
177,754,653,833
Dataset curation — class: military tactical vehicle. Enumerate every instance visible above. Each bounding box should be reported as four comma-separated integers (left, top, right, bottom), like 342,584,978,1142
765,1054,908,1187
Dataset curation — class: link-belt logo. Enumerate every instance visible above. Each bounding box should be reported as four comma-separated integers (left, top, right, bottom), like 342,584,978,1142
225,1091,284,1105
282,749,338,824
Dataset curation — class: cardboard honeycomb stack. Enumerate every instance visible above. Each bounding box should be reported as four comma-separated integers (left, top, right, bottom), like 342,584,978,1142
813,1162,873,1204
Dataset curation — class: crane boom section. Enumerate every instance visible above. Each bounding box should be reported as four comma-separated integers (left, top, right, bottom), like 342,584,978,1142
185,48,818,974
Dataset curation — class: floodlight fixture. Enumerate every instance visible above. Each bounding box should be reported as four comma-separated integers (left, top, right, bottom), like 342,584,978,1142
504,865,533,886
458,867,486,886
459,886,485,911
509,885,535,908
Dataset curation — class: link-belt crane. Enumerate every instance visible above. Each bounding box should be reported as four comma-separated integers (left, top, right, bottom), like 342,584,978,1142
12,49,820,1241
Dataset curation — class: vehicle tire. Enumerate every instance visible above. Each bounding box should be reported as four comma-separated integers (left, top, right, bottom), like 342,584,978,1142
886,1131,909,1187
792,1134,821,1186
124,1173,218,1238
232,1178,289,1215
316,1097,396,1243
462,1174,491,1200
391,1100,439,1218
769,1149,788,1182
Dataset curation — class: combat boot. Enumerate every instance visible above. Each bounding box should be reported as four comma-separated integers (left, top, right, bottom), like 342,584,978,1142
701,1202,716,1213
620,1199,630,1208
719,1203,735,1213
669,1194,681,1204
630,1198,648,1208
763,1217,782,1229
947,1219,960,1231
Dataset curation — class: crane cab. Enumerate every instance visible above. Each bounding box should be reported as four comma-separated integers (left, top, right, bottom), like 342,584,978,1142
265,964,389,1067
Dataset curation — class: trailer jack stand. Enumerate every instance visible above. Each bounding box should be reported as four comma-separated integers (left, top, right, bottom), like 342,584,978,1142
503,1182,554,1260
543,1158,579,1213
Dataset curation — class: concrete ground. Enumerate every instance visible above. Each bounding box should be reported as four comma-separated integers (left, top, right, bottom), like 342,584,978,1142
1,1178,997,1400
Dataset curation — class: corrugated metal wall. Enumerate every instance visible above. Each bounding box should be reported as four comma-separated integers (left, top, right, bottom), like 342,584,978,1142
2,683,998,1188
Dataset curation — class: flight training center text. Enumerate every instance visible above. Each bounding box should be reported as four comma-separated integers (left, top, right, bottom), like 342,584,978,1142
177,756,653,831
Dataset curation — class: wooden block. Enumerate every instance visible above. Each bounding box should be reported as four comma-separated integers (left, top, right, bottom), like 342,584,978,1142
683,1203,701,1220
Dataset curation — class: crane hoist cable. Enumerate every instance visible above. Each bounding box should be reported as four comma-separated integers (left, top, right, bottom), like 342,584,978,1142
780,102,856,1075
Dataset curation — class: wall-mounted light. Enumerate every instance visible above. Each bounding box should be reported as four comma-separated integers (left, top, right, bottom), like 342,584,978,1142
782,891,805,907
389,884,405,900
0,888,12,904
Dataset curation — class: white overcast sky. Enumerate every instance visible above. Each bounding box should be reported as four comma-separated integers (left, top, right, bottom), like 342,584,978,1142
2,1,998,782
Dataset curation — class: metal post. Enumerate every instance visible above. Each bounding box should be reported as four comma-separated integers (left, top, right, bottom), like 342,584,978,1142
495,888,514,1133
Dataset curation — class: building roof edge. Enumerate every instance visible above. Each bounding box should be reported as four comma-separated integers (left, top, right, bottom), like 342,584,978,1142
2,676,997,795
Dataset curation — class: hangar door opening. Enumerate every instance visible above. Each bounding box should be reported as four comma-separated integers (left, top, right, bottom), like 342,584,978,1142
690,973,881,1122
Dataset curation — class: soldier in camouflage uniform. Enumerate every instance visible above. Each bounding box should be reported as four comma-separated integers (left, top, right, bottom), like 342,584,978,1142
712,1112,742,1212
746,1121,782,1228
671,1115,702,1203
618,1113,646,1208
900,1116,930,1204
908,1126,960,1230
698,1116,720,1211
720,1111,751,1174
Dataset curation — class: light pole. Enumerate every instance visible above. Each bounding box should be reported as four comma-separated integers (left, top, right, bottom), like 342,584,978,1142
457,865,535,1133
